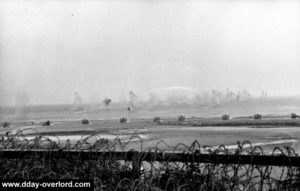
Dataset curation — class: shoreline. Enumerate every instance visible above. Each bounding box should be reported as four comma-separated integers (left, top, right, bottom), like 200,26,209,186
2,115,300,136
159,117,300,127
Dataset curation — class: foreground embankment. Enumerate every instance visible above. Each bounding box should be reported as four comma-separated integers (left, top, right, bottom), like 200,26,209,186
0,130,299,191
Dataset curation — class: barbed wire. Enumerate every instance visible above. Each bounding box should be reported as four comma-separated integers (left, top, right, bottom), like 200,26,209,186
0,131,299,191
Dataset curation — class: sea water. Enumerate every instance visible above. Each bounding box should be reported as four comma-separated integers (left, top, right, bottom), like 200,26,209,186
1,97,300,122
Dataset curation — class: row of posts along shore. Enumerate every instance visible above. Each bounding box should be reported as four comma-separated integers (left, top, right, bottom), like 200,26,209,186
2,113,300,128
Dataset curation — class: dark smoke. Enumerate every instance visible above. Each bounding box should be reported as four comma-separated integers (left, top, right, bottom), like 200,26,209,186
103,98,112,106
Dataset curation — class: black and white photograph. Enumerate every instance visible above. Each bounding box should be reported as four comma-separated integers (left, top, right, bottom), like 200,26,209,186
0,0,300,190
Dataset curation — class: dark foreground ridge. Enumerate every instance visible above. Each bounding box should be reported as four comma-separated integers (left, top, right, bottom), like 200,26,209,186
1,149,300,167
0,131,300,190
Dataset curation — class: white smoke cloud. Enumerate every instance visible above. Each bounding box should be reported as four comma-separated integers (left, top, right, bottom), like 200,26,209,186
145,86,253,107
14,91,29,117
128,90,138,108
72,92,85,111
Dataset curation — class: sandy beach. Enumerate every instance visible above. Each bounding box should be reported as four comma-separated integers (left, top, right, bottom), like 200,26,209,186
2,115,300,154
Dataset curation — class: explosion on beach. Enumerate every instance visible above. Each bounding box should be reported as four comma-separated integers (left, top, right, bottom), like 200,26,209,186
72,92,85,112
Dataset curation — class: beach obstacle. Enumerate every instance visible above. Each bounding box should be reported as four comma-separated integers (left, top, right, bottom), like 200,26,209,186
222,114,230,120
120,117,128,123
2,122,10,128
42,120,51,126
153,116,161,123
178,115,185,122
82,119,89,125
291,113,298,119
254,114,262,120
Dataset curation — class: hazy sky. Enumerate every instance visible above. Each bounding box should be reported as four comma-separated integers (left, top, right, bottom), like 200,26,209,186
0,0,300,105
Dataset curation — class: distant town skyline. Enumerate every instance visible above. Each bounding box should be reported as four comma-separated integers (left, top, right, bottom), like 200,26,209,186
0,0,299,106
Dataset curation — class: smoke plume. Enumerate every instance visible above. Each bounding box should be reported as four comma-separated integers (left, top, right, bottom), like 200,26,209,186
128,90,138,108
14,91,29,117
145,87,253,108
72,92,85,111
103,98,112,106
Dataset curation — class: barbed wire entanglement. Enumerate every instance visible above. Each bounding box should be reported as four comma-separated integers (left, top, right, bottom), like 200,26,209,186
0,130,300,191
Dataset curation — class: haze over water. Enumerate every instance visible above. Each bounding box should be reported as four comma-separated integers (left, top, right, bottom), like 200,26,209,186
1,96,299,122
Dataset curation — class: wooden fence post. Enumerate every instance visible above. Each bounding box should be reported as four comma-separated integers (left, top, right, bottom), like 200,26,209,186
131,151,141,179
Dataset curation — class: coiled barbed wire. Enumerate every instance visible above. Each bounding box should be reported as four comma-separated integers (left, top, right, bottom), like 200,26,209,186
0,130,299,191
